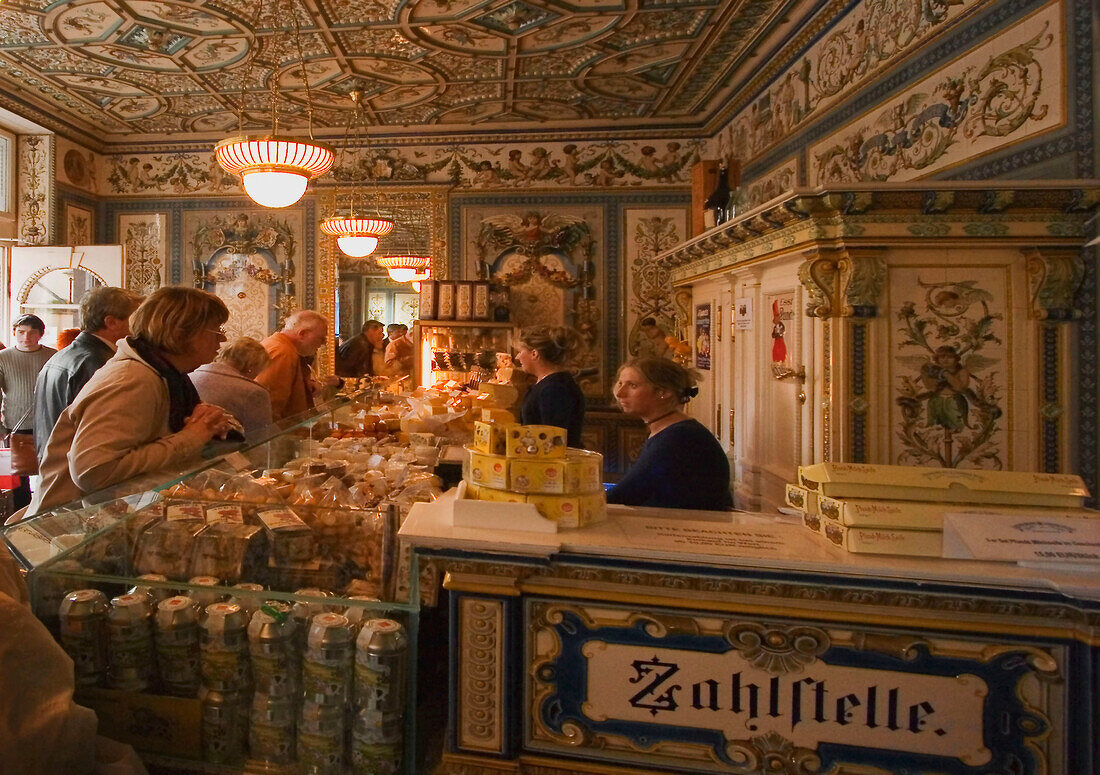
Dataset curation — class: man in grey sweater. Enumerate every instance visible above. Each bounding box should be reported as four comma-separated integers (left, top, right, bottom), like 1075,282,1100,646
0,314,56,508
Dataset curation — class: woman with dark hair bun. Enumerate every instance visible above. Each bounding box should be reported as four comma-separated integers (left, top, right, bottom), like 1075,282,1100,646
608,357,732,511
514,325,586,448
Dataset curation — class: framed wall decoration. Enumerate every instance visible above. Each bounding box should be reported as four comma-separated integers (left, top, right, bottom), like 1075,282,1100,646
65,203,93,245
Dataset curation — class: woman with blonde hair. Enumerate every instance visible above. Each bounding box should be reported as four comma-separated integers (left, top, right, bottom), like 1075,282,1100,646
190,336,274,440
514,325,585,447
608,357,732,510
30,287,237,514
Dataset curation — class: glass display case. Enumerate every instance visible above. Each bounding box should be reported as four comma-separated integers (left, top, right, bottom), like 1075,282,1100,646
413,320,515,390
2,395,424,773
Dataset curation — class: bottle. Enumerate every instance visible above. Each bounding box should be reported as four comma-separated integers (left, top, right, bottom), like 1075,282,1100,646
703,165,731,229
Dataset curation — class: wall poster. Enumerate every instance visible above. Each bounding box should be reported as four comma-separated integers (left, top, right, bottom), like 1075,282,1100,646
695,303,711,370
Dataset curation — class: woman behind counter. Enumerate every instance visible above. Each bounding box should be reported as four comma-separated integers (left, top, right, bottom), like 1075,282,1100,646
30,287,236,515
515,325,586,448
607,357,732,511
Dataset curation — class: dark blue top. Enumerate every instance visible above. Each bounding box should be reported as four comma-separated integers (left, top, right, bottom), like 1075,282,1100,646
520,371,585,448
607,418,733,511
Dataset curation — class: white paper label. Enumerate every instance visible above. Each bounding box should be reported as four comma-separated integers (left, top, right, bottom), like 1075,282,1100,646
942,512,1100,563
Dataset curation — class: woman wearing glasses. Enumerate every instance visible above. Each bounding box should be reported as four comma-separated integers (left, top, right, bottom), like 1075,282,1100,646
29,287,237,515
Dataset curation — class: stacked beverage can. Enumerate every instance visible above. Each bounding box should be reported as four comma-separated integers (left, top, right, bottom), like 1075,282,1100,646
248,601,298,697
200,602,251,692
106,592,157,691
350,710,403,775
228,582,264,620
248,691,296,766
303,613,353,707
188,575,224,611
291,589,332,657
341,595,382,636
59,589,109,687
351,618,407,774
200,686,248,765
154,596,200,696
354,619,407,714
297,700,346,775
130,573,173,605
34,559,85,634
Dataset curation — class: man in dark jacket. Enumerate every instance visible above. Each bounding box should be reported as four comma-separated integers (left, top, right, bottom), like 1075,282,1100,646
336,319,386,378
33,286,143,458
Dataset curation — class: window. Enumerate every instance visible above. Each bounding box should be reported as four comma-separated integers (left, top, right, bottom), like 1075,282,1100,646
0,129,11,216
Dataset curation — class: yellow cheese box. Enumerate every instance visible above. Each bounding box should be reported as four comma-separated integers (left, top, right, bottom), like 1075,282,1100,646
799,462,1088,508
473,421,508,456
785,483,818,515
480,408,516,424
468,449,509,489
801,509,822,534
818,495,1100,530
479,382,519,408
506,424,566,459
526,492,605,529
819,520,943,557
565,450,604,494
510,459,566,494
466,482,526,503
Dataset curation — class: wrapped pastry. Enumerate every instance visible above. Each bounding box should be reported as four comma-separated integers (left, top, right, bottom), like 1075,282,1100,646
251,506,314,564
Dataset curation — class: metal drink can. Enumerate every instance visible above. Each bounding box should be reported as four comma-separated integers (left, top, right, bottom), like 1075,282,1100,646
154,596,200,696
200,687,247,764
228,582,264,620
248,692,296,765
350,709,403,775
354,619,407,714
297,700,345,774
107,592,157,691
188,575,224,610
59,589,109,687
129,573,173,605
303,612,353,706
291,589,332,656
200,602,251,691
341,595,382,635
248,601,297,697
34,559,86,632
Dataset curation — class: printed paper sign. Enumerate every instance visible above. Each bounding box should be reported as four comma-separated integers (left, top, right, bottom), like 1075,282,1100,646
943,512,1100,563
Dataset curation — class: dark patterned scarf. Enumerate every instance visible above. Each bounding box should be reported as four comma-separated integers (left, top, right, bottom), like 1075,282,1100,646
127,336,201,433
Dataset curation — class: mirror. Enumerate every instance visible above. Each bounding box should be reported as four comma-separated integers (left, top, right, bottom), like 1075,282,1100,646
20,266,106,343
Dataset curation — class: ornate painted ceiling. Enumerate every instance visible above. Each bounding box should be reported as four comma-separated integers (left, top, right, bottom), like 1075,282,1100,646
0,0,813,150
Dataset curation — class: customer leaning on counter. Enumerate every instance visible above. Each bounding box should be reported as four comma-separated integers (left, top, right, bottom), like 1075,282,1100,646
28,287,238,516
189,336,274,440
608,357,733,511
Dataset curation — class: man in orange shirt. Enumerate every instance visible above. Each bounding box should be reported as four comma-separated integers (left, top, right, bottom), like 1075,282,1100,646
256,310,331,421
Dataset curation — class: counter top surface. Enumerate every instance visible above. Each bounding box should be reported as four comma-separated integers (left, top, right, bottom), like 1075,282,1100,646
400,490,1100,601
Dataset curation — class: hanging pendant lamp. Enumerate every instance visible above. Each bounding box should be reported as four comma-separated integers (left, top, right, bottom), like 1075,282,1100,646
320,89,394,257
214,0,331,208
376,254,431,283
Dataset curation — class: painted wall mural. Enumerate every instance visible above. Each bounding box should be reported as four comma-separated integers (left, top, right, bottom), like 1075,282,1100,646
623,208,690,360
183,210,304,338
810,1,1064,184
100,139,702,196
742,158,798,210
119,213,166,296
463,203,606,395
64,203,92,245
56,135,101,196
891,271,1009,469
711,0,984,165
17,134,52,245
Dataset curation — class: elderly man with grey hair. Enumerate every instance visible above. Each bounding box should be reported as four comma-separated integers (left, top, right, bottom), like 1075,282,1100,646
190,337,274,440
33,286,144,458
255,310,333,421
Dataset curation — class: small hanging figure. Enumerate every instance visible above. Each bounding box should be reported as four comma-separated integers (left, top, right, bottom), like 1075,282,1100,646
771,300,788,363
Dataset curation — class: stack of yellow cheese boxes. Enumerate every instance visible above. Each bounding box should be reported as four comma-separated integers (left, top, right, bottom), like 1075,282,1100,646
786,462,1093,557
465,417,606,528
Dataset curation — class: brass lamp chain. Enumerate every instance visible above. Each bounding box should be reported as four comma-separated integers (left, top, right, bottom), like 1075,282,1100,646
235,0,263,135
290,0,317,140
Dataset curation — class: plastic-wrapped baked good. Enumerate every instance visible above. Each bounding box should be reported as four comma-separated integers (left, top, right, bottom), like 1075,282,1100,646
251,507,314,564
218,473,283,504
190,523,267,583
134,518,205,579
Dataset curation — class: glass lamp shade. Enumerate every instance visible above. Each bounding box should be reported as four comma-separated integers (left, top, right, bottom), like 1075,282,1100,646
241,170,309,208
215,135,334,208
336,235,379,257
376,254,431,284
321,216,395,257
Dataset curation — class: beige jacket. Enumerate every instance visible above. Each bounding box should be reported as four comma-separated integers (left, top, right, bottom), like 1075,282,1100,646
30,338,209,515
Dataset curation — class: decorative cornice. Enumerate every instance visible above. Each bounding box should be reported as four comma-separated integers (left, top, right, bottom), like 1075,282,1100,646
662,182,1100,283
